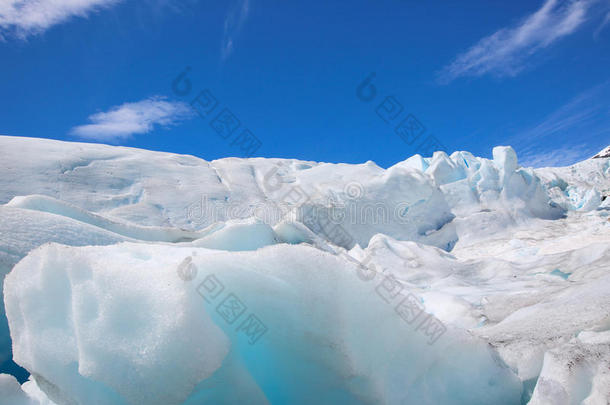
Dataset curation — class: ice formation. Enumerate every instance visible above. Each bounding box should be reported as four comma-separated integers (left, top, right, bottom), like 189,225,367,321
0,136,609,404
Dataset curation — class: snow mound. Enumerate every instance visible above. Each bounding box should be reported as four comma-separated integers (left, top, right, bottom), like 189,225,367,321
528,330,610,405
0,205,131,378
5,242,523,405
4,243,229,405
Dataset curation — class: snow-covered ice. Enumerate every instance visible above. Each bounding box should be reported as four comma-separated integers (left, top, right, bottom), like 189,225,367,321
5,242,525,405
0,136,609,404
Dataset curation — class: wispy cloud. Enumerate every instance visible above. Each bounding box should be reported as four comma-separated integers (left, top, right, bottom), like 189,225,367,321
513,81,610,167
0,0,122,39
70,96,194,142
594,11,610,38
220,0,250,61
520,143,596,167
438,0,594,83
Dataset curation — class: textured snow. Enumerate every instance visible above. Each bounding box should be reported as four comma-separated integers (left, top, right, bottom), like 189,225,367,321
535,157,609,211
593,146,610,159
0,136,609,404
0,136,568,249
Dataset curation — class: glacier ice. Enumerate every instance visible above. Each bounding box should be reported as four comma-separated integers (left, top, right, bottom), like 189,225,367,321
4,242,523,405
0,374,37,405
0,136,609,404
5,243,230,405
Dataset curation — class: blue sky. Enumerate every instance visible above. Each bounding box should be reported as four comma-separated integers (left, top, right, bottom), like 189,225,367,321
1,0,609,168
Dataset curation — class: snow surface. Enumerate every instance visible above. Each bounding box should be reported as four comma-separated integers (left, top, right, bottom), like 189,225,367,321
593,146,610,159
0,136,609,404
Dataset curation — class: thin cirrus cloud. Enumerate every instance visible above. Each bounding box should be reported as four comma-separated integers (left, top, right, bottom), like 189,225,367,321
70,97,194,142
514,81,610,167
0,0,122,39
519,144,595,168
220,0,250,61
438,0,594,83
594,11,610,38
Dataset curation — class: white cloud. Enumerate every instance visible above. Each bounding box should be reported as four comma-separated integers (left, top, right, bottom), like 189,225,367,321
0,0,122,38
221,0,250,61
70,96,194,142
439,0,593,83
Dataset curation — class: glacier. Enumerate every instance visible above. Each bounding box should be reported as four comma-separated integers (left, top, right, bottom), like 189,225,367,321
0,136,609,404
